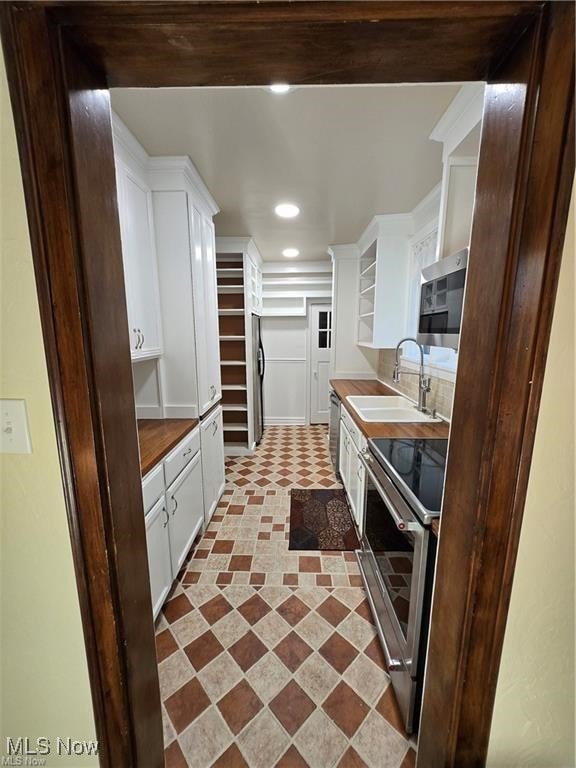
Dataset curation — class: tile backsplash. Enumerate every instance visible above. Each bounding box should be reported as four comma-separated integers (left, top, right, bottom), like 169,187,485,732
377,349,455,421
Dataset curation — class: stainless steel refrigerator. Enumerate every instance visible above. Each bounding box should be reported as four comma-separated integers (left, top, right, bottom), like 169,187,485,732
251,314,264,444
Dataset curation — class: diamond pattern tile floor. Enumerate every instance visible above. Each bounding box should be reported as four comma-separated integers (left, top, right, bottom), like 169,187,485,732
157,425,415,767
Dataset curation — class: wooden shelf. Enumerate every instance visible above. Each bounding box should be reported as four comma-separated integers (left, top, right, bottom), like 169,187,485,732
218,309,244,315
220,335,246,340
223,405,248,412
360,283,376,295
222,384,247,390
359,311,375,318
218,286,244,292
220,360,247,366
223,424,249,431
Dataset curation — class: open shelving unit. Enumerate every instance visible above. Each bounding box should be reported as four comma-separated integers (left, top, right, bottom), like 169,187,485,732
216,252,249,450
261,262,333,316
358,241,377,346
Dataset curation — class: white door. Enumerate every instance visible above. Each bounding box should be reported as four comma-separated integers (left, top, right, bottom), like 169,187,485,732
166,453,204,576
310,305,333,424
145,495,172,620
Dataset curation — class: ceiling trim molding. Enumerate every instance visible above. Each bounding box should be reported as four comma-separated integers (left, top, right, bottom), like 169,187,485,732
430,83,485,160
328,244,359,262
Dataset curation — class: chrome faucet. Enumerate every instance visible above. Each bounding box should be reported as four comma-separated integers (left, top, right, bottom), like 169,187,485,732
392,337,433,414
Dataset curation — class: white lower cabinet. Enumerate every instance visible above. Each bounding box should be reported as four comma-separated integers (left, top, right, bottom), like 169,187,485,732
339,415,366,533
145,494,172,619
166,452,205,576
200,406,226,524
142,428,205,619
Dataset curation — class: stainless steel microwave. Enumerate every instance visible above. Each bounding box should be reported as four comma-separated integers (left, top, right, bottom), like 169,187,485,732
417,248,468,351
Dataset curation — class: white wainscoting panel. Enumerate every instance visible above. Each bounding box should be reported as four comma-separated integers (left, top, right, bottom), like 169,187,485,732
263,360,307,425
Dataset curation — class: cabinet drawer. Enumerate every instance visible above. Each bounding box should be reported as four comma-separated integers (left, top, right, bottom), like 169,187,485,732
341,406,365,450
142,463,165,515
164,427,201,488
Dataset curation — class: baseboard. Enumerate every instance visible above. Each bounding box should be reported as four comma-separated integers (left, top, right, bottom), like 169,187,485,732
224,446,255,457
163,404,199,419
264,417,306,426
135,405,163,419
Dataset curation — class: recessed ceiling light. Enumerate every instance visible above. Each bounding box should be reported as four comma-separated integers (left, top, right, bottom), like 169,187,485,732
282,248,300,258
275,202,300,218
269,83,291,94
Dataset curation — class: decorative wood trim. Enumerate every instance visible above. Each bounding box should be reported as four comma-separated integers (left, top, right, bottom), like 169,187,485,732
419,4,575,764
1,3,573,767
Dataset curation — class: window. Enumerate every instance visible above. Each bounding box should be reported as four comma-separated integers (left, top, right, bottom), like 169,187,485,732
318,310,332,349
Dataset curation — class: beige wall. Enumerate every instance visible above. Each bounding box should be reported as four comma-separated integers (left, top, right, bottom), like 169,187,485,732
487,189,575,766
0,61,97,764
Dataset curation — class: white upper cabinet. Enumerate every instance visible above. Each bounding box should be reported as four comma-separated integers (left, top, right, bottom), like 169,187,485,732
200,216,222,411
113,121,162,361
148,155,221,417
356,215,413,348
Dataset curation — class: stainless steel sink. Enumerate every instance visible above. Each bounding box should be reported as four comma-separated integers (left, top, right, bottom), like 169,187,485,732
345,395,442,423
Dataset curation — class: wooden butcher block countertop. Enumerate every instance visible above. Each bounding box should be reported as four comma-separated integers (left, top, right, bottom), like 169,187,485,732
137,418,199,476
330,379,450,439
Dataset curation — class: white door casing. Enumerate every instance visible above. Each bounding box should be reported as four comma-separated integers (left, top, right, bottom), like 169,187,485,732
310,304,333,424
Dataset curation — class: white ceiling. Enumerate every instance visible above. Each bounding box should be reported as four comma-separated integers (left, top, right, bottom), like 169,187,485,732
111,84,460,261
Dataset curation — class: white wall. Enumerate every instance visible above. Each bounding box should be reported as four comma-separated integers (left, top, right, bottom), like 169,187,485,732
261,316,307,425
487,188,575,767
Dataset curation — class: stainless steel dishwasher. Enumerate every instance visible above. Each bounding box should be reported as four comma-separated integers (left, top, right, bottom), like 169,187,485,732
329,389,341,472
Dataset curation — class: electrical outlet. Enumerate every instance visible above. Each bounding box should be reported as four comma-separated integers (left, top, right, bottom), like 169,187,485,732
0,399,32,454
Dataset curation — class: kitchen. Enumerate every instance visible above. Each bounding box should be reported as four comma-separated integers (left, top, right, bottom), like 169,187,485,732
2,5,573,768
109,81,481,767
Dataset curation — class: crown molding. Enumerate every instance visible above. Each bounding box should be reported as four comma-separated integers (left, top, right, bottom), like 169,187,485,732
430,83,485,160
328,244,359,262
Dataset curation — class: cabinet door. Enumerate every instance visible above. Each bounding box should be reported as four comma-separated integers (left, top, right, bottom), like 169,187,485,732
166,452,204,576
338,421,350,488
201,217,222,407
145,494,172,620
201,406,225,524
212,408,226,506
189,204,211,413
355,458,366,534
348,442,359,525
116,163,162,360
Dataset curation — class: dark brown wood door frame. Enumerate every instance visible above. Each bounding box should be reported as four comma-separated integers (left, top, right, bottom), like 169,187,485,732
1,3,573,767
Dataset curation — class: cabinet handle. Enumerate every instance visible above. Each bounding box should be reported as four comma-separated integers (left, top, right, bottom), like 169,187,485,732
212,420,218,435
183,447,192,457
133,328,140,350
140,330,145,349
171,496,178,516
357,466,363,480
162,508,169,528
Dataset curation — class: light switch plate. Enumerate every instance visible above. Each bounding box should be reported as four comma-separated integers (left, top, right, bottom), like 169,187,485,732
0,399,32,454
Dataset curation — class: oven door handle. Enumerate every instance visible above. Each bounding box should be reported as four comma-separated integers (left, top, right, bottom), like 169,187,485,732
359,560,406,673
360,452,421,533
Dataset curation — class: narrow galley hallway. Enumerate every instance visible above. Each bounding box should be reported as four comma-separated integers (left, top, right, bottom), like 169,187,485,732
156,426,416,768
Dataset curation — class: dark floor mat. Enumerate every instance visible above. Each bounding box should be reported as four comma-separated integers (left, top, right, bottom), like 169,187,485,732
288,488,360,551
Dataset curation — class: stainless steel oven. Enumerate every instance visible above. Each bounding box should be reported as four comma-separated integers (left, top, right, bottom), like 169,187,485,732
417,247,467,351
356,440,444,734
